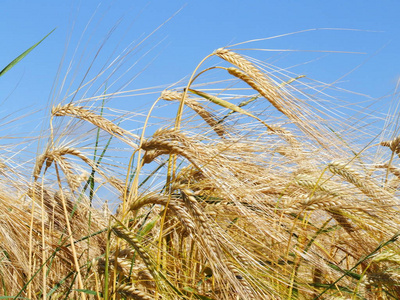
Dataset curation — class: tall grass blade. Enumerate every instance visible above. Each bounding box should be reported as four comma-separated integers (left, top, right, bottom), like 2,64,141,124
0,28,55,78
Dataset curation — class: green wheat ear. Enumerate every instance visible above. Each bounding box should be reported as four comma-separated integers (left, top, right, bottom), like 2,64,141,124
188,88,274,131
0,28,55,78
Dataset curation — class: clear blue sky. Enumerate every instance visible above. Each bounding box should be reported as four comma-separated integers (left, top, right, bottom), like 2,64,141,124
0,1,399,137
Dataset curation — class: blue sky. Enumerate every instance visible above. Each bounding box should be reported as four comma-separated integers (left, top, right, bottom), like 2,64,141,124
0,1,399,137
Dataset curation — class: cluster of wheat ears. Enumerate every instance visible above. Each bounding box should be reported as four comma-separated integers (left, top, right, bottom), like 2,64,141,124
1,40,400,300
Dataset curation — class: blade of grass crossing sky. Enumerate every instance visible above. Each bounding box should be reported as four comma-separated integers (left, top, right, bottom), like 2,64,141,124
0,28,55,78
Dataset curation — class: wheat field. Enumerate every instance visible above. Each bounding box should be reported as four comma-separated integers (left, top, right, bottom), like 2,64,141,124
1,29,400,300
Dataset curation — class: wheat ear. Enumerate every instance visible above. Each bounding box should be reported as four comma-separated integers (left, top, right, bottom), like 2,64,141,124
112,223,158,280
141,137,202,170
130,193,196,236
214,48,267,81
116,283,153,300
52,103,138,148
328,161,394,205
34,147,126,194
381,135,400,156
217,50,326,147
181,189,257,299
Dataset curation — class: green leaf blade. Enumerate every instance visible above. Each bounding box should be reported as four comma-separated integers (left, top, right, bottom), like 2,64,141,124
0,28,56,78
